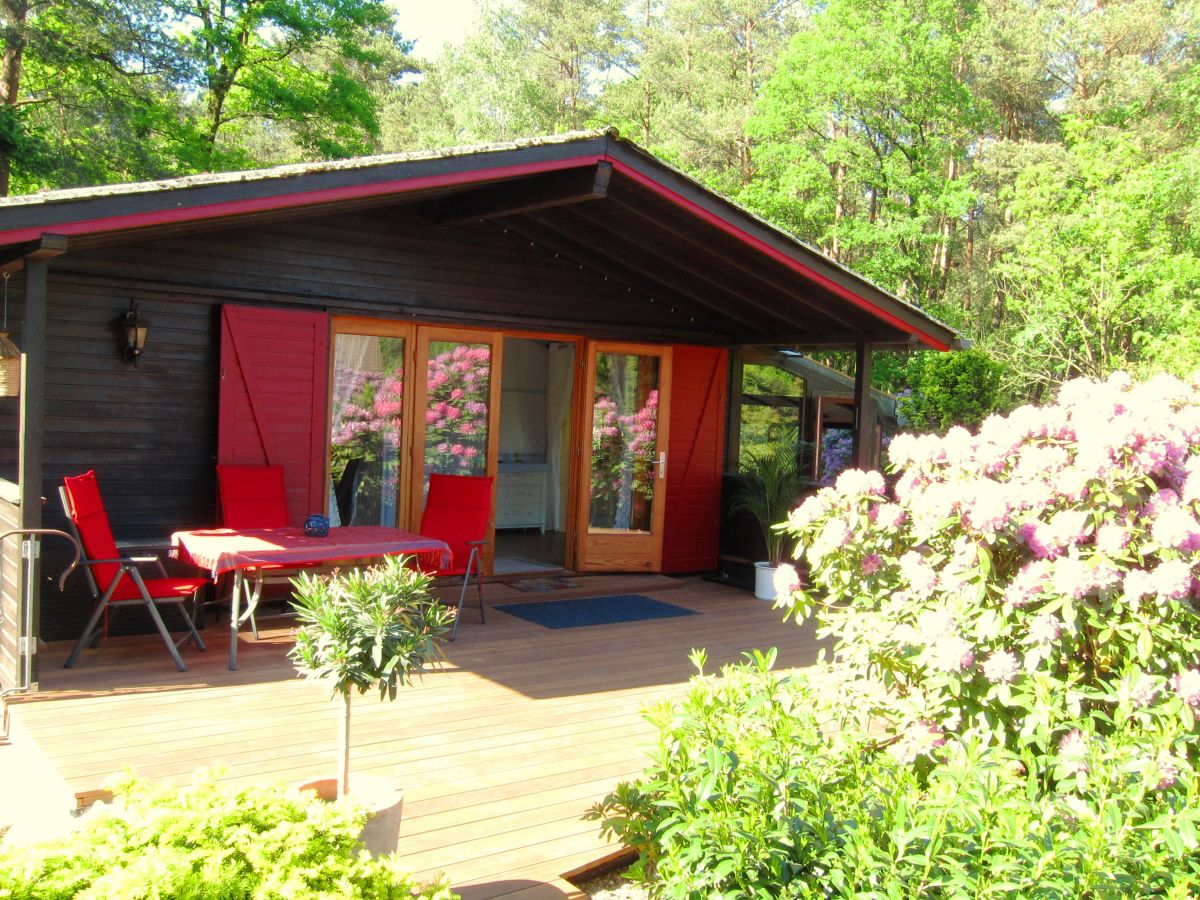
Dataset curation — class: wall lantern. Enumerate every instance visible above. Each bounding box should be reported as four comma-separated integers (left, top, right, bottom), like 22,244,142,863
121,301,149,366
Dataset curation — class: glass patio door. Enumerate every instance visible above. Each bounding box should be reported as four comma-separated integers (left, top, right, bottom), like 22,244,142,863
408,327,503,562
575,342,672,572
327,318,414,527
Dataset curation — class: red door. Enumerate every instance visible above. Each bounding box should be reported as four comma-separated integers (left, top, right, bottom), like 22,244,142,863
218,305,330,526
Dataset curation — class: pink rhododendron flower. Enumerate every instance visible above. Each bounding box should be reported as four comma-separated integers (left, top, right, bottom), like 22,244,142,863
1130,673,1159,708
1171,669,1200,707
916,608,956,641
1152,750,1181,790
899,551,939,597
1005,560,1051,607
811,518,854,560
1019,520,1063,560
1123,568,1155,601
983,650,1020,684
1058,729,1088,775
772,563,801,597
1143,489,1181,517
958,479,1014,535
834,468,885,497
1027,611,1063,645
1181,455,1200,505
1095,523,1132,556
1049,509,1091,547
872,503,908,530
861,553,883,576
927,635,975,673
1151,559,1194,600
1151,506,1200,553
889,719,946,765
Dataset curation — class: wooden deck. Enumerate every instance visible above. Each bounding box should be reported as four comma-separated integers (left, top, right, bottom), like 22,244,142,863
8,575,821,898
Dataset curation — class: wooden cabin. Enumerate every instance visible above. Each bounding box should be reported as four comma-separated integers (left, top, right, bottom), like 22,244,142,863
0,130,958,687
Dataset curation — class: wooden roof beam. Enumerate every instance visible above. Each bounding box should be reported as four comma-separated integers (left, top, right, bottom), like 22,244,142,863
607,191,864,333
501,217,755,337
0,233,68,274
423,162,612,225
547,204,813,335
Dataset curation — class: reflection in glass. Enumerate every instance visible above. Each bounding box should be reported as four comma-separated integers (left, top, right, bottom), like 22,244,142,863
423,341,490,484
329,334,405,526
590,353,659,531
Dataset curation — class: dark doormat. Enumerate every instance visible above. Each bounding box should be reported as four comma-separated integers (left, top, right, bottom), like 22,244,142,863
494,594,698,629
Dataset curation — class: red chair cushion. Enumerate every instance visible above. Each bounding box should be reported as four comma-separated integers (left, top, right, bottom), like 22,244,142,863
419,474,494,576
62,471,122,594
217,465,290,529
110,576,208,603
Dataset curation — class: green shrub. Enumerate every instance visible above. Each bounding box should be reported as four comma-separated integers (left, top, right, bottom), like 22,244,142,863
0,774,456,900
595,372,1200,897
594,653,1200,898
896,347,1012,433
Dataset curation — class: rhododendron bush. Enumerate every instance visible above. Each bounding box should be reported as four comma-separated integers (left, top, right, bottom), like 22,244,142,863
781,372,1200,772
597,373,1200,897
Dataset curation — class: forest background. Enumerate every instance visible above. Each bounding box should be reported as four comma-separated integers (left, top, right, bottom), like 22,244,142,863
2,0,1197,421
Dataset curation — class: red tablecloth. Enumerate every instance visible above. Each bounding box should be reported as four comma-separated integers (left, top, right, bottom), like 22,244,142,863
171,526,451,578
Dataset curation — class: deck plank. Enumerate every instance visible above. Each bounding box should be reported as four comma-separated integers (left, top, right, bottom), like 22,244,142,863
9,576,822,896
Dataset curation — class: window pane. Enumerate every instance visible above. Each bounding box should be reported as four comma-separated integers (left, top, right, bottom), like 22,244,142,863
423,341,491,482
589,352,659,532
329,333,405,526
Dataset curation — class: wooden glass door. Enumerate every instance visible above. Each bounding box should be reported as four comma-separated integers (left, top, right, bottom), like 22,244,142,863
408,327,503,566
575,342,672,572
327,317,414,527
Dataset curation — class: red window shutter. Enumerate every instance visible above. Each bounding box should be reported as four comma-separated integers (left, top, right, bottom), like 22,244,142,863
662,346,728,573
218,306,330,527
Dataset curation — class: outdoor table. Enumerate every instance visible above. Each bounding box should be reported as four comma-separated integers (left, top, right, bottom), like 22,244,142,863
171,526,451,670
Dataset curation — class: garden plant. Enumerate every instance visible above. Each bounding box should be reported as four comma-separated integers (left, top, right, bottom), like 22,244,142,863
595,371,1200,897
290,556,453,799
0,774,456,899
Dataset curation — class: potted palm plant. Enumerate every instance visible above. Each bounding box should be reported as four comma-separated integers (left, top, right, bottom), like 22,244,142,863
289,555,453,855
731,445,807,600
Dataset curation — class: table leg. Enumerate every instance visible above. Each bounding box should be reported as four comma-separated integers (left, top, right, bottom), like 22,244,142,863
229,569,243,671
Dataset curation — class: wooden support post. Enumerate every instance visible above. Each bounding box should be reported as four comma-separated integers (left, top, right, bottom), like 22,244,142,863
725,348,744,473
17,257,47,683
851,342,876,470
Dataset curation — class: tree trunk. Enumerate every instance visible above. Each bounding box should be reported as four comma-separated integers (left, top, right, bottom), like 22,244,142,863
338,692,352,798
0,0,28,196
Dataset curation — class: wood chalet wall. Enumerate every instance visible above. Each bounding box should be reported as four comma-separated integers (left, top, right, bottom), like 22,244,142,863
0,206,732,642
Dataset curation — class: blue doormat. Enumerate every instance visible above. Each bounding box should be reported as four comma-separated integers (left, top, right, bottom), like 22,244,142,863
494,594,698,629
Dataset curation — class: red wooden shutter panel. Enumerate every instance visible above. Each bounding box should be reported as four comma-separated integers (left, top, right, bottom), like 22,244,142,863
662,346,728,573
218,306,330,527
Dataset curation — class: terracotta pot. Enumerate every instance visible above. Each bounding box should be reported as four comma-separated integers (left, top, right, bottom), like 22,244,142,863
297,775,404,857
753,561,778,601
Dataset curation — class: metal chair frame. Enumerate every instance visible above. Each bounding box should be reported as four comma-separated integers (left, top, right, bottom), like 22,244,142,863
59,485,206,672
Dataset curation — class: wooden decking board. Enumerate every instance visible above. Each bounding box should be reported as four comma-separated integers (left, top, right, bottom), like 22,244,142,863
9,578,819,897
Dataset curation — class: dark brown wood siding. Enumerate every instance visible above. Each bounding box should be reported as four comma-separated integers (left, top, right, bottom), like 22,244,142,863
0,207,739,641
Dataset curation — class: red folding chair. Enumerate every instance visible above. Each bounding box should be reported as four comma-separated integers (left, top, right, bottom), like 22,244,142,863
60,471,206,671
419,473,493,641
216,464,289,528
215,464,302,638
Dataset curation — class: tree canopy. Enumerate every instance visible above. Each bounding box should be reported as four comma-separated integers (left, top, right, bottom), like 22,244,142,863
3,0,1197,400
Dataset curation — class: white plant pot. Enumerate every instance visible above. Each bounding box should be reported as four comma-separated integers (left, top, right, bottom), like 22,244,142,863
297,775,404,857
754,561,778,601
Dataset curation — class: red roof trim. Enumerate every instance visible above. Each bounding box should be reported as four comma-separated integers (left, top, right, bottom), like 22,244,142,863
607,158,951,351
0,146,948,349
0,155,606,246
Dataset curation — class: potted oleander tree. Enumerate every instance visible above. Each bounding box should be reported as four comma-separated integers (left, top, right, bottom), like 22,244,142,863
731,445,807,600
289,555,453,855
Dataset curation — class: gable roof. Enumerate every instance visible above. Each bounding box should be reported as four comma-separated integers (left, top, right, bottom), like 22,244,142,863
0,130,959,350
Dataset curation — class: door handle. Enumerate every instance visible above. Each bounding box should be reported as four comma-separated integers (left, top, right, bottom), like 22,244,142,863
653,451,666,480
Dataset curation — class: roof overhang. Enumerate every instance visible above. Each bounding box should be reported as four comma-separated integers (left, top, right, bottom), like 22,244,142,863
0,131,959,351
